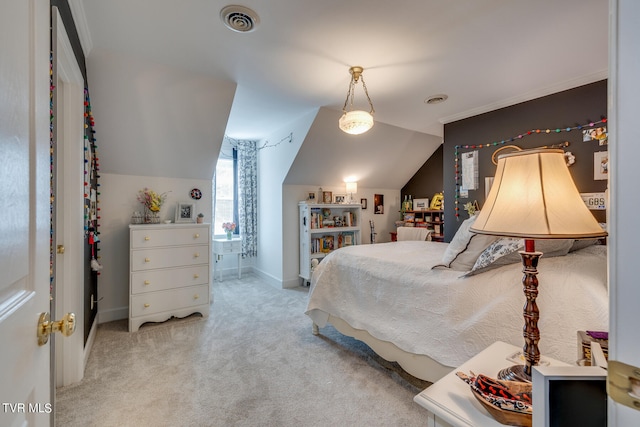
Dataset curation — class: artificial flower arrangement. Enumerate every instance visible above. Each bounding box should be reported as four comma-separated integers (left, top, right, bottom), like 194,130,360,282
463,201,479,217
222,222,236,233
137,188,169,212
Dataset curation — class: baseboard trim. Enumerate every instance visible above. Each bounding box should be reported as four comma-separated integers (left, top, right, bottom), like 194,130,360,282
250,267,285,290
98,306,128,324
282,277,302,289
83,318,98,368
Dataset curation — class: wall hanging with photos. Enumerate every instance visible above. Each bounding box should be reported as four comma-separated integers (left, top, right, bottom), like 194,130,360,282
452,118,608,221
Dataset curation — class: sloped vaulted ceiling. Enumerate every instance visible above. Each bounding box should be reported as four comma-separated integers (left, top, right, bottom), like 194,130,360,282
87,49,236,180
284,107,441,189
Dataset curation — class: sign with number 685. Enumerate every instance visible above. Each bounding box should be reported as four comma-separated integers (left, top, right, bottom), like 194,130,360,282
580,192,607,210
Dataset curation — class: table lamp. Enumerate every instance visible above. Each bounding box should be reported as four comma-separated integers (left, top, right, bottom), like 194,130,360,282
346,182,358,204
470,148,607,382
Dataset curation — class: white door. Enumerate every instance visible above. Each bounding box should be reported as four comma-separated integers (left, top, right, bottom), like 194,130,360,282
52,7,87,388
0,1,53,426
608,1,640,425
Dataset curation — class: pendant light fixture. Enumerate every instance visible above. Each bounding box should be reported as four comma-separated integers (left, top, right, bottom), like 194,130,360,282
339,66,375,135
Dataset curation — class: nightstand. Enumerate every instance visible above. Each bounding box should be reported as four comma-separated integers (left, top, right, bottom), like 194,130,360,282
413,341,569,427
212,237,242,281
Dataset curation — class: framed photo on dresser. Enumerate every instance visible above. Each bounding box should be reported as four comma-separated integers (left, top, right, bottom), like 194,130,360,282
175,202,196,223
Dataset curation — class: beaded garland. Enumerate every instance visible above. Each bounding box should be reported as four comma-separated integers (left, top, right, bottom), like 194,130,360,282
49,54,54,294
453,118,608,220
48,53,102,286
84,88,102,273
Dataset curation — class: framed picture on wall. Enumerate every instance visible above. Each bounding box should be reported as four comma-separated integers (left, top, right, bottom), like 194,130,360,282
374,194,384,214
361,198,367,210
175,202,196,223
594,151,608,180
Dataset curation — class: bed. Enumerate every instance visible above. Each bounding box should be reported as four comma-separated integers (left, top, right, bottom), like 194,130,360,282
305,220,609,383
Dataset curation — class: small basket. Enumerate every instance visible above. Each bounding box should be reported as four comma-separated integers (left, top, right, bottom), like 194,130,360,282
470,386,532,427
458,372,532,427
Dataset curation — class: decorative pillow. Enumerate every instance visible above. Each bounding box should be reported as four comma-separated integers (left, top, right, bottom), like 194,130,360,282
464,238,575,277
469,237,523,273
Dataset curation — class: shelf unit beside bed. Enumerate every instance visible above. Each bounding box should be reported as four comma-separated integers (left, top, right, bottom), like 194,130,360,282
403,209,444,241
299,201,362,285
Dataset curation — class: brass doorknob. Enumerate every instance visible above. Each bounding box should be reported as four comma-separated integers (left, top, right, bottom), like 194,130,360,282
57,245,65,254
37,312,75,346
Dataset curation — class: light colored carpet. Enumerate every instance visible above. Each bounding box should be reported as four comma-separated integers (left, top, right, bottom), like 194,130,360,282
55,273,431,426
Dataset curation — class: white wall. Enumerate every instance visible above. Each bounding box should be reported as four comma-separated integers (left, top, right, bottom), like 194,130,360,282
87,48,234,180
97,172,213,323
282,185,400,288
254,110,317,288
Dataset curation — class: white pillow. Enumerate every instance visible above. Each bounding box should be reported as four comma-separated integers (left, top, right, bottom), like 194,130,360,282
438,214,499,271
535,239,574,257
449,233,500,271
440,215,478,267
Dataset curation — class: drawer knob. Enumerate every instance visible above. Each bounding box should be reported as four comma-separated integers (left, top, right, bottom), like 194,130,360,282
144,280,150,285
144,303,150,308
144,258,151,263
194,294,199,300
194,233,200,238
144,236,150,241
193,274,199,279
194,253,200,258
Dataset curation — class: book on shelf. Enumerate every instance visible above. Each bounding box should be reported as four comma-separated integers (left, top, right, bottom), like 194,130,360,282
344,211,357,227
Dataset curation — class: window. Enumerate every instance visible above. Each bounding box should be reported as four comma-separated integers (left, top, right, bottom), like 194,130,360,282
213,150,238,236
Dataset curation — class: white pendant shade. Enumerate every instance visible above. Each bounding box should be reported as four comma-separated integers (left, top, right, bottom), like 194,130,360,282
471,149,607,239
339,110,374,135
339,66,375,135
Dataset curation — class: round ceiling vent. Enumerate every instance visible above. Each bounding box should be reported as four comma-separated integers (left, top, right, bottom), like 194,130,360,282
425,94,449,105
220,5,260,33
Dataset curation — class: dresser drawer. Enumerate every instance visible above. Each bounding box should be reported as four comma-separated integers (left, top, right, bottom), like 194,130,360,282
131,227,208,249
130,284,209,317
130,265,209,294
131,245,209,271
213,239,242,253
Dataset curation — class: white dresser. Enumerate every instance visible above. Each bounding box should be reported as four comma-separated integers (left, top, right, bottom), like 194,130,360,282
129,223,211,332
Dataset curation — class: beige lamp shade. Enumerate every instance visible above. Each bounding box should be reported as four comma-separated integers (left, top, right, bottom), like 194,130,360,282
345,182,358,194
470,148,607,239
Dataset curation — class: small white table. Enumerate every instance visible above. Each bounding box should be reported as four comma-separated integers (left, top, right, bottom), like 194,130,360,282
212,237,242,281
413,341,569,427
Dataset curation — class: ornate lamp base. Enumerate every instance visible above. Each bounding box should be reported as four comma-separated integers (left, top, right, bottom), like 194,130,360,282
497,242,542,384
497,364,531,383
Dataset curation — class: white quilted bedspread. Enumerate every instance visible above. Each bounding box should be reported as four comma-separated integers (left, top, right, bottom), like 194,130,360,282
305,241,609,368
